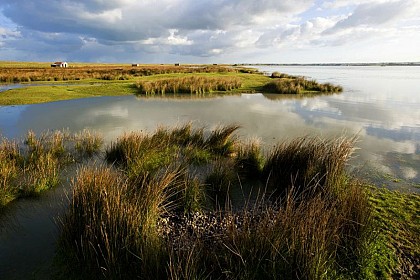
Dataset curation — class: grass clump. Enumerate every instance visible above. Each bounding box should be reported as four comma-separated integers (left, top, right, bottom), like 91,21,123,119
136,76,242,95
262,137,354,196
0,130,103,209
57,124,393,279
264,73,343,94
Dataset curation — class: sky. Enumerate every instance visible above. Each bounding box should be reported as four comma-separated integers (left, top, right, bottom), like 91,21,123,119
0,0,419,63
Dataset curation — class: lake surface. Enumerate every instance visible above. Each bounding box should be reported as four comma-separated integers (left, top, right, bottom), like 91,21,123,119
0,65,419,278
1,66,419,188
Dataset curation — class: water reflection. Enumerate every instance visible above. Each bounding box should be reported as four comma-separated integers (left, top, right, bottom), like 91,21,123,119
0,66,419,190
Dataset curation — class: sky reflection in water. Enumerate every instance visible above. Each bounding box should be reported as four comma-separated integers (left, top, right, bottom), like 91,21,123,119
0,66,419,190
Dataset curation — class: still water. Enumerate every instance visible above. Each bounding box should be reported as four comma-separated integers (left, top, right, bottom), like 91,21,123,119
0,66,419,278
1,66,419,187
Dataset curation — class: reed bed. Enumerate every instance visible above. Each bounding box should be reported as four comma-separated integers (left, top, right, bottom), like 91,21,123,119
262,137,355,196
265,72,343,94
0,130,103,209
58,124,384,279
0,65,240,83
135,76,242,95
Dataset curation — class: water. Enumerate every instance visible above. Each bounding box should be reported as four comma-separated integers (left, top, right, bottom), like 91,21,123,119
1,66,419,187
0,66,419,278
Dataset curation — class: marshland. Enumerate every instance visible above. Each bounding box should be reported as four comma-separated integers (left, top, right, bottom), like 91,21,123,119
0,63,419,279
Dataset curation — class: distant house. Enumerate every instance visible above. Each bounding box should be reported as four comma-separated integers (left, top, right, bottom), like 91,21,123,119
51,61,68,68
131,63,140,67
174,63,180,66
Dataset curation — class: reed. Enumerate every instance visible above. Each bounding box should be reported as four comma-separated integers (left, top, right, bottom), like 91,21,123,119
58,166,182,279
204,124,240,156
0,139,21,207
265,74,343,94
262,137,354,196
75,129,103,157
55,124,385,279
136,76,242,95
0,129,103,208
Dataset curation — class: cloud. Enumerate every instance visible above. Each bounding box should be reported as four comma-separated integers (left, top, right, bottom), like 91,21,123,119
0,0,419,62
326,0,419,32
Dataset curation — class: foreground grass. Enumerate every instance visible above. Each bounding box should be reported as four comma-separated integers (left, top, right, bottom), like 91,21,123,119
0,130,102,210
0,63,342,105
1,124,417,279
367,186,420,279
57,124,391,279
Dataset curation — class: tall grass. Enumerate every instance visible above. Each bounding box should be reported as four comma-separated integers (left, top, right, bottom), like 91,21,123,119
58,166,183,279
0,130,103,209
58,124,383,279
264,74,343,94
105,123,239,179
262,137,354,196
136,76,242,95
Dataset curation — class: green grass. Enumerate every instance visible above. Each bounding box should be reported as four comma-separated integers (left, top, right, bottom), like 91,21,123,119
56,124,393,279
0,130,103,210
1,64,342,105
0,82,136,105
1,123,416,279
367,186,420,279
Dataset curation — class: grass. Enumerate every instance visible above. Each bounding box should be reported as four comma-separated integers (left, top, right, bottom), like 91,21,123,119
262,137,354,197
1,63,342,105
0,130,103,210
0,124,415,279
367,186,420,279
136,76,242,95
264,72,343,94
55,124,395,279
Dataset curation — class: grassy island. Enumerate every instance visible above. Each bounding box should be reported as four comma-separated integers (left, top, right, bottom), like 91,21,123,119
0,62,342,105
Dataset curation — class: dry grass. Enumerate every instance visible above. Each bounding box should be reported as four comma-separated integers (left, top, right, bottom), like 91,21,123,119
0,65,240,83
136,76,242,95
264,73,343,94
262,137,355,196
58,125,382,279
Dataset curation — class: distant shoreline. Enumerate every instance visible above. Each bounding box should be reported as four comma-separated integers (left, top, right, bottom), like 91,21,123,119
240,62,420,67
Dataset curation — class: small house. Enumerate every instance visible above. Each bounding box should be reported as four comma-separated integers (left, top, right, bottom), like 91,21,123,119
51,61,68,68
174,63,180,66
131,63,140,67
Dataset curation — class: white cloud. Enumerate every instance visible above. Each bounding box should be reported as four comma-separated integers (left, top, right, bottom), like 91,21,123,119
0,0,419,62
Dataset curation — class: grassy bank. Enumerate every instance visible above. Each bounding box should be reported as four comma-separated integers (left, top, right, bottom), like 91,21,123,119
0,63,342,105
57,124,390,279
367,186,420,279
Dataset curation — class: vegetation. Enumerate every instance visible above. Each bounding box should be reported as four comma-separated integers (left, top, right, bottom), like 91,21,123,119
0,64,242,83
0,124,417,279
57,124,391,279
1,62,343,105
136,76,242,95
264,72,343,94
0,130,102,210
367,186,420,279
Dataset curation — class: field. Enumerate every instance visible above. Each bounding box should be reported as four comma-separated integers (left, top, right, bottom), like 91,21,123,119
0,62,342,105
